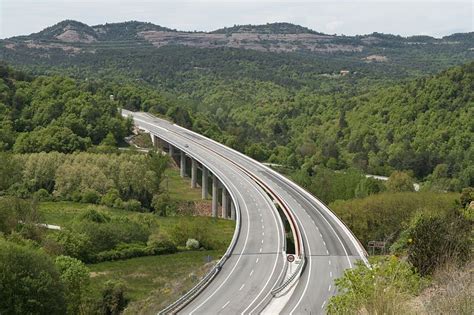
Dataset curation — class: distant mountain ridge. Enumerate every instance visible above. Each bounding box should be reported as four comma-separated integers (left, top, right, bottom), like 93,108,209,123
3,19,472,57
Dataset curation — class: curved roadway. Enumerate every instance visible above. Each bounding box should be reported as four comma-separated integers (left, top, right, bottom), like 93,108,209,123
123,110,368,314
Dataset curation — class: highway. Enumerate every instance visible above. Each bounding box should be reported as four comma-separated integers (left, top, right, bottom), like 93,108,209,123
123,109,368,314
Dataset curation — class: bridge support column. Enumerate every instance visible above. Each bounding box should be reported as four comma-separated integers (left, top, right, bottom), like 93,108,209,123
230,201,236,220
169,144,174,157
212,175,218,217
222,188,229,219
191,159,197,188
180,151,186,178
150,134,158,149
202,167,209,199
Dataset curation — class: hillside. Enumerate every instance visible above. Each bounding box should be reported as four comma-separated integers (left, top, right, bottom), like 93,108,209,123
1,20,472,83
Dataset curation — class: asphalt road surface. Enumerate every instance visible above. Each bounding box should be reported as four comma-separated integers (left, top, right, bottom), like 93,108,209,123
123,110,368,314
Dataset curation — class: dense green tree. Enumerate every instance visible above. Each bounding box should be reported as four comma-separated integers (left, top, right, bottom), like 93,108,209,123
55,255,90,314
0,240,66,314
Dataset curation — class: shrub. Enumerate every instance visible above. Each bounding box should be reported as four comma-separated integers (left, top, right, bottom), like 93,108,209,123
147,233,177,255
186,238,200,250
407,209,472,275
386,171,415,192
151,193,174,216
100,280,128,315
101,188,120,207
54,255,90,314
81,189,100,204
79,208,111,223
53,229,92,262
123,199,142,212
33,188,51,201
327,256,422,314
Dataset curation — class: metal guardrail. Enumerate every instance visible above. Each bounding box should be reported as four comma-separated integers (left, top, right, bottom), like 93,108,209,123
127,112,306,313
124,117,243,315
271,256,306,296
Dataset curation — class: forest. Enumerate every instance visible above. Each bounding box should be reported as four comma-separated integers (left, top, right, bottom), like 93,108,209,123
0,20,473,313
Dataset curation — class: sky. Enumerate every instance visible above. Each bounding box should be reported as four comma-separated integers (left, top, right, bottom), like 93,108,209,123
1,0,473,39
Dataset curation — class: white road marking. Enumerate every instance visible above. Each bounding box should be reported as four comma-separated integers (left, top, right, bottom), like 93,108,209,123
259,247,262,253
330,271,333,277
222,301,230,309
328,285,332,292
321,301,326,309
239,284,245,291
262,232,264,236
250,269,254,276
326,249,329,255
261,239,264,244
329,260,332,265
256,258,259,263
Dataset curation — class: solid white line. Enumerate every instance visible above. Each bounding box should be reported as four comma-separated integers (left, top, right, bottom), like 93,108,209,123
289,206,313,315
222,301,230,309
189,176,251,314
239,284,245,291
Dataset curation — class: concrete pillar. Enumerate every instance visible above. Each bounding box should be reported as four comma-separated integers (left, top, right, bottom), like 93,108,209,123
222,188,229,219
169,144,174,157
180,151,186,178
191,159,197,188
202,167,209,199
212,175,218,217
150,133,155,148
230,201,236,220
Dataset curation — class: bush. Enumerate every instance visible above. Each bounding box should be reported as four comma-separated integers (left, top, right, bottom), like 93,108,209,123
123,199,141,211
186,238,200,250
151,193,174,216
93,243,149,262
147,233,177,255
79,208,111,223
123,199,142,212
53,229,92,262
407,209,472,275
169,218,212,249
33,188,51,201
81,189,100,204
386,171,415,192
55,255,90,314
327,256,422,314
69,216,150,260
99,280,128,315
101,188,120,207
330,192,458,248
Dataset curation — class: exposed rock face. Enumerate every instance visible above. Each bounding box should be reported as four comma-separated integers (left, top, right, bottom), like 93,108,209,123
55,29,97,43
138,31,363,53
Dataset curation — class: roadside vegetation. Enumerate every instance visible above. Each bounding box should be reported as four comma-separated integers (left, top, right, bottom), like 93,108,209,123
327,190,473,314
0,41,472,314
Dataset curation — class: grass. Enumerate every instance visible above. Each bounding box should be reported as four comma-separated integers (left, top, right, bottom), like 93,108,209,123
162,167,208,202
35,165,234,311
87,250,222,314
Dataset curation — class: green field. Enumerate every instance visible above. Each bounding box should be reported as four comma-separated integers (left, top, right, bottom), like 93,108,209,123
87,251,221,314
162,167,208,202
35,166,234,312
